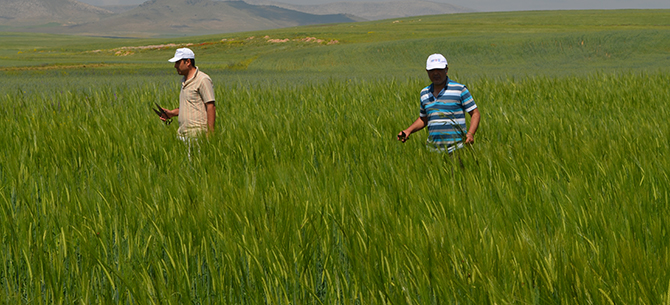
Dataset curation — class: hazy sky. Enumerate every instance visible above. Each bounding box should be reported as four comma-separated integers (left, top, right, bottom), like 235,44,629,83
79,0,670,12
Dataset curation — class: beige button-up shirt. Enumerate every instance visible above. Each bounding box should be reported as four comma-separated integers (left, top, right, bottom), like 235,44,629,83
177,67,215,137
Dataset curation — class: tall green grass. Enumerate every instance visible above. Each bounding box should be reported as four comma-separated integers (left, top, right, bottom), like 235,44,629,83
1,9,669,304
1,70,669,303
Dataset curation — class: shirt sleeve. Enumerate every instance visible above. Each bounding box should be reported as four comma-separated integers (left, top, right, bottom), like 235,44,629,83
419,89,428,117
461,86,477,113
199,76,216,103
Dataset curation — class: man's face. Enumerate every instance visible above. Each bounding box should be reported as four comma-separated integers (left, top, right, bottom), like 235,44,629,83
427,67,448,86
174,59,190,76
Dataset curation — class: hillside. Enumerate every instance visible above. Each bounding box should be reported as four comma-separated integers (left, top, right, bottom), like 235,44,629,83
245,0,474,20
4,9,669,77
0,0,113,26
97,4,138,13
0,0,474,37
2,0,358,37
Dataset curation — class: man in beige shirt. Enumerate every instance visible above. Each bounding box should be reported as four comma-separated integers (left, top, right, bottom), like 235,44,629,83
162,48,216,138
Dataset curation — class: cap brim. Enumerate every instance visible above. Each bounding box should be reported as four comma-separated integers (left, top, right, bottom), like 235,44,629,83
168,56,182,62
426,65,447,70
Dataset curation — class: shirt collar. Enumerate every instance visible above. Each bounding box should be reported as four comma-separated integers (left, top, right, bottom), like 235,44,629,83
428,77,450,97
182,67,199,87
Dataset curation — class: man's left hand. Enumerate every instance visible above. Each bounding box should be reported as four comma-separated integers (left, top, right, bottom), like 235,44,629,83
465,133,475,144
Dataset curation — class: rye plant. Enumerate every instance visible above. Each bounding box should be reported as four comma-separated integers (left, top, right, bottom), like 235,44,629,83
0,8,669,304
1,70,669,304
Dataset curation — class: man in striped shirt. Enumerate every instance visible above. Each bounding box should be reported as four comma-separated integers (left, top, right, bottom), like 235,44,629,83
398,54,481,153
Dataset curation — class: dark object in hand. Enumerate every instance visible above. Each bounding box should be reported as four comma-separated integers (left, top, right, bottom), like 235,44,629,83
398,131,408,142
152,102,172,125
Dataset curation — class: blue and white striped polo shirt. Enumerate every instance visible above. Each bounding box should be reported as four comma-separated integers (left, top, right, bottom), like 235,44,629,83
419,78,477,151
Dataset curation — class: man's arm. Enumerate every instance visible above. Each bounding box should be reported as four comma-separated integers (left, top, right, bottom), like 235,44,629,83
206,101,216,134
397,117,427,142
465,108,480,144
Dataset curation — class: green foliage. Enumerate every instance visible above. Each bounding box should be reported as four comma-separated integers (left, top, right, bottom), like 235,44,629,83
2,9,669,78
0,9,669,304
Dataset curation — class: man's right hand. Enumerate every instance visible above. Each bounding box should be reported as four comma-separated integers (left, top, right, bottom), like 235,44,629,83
162,108,178,119
397,131,409,143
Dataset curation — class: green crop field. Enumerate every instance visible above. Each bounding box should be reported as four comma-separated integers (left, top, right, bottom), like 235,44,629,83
1,9,670,304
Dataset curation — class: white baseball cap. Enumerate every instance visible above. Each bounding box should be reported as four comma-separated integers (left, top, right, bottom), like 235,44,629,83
426,53,448,70
168,48,195,62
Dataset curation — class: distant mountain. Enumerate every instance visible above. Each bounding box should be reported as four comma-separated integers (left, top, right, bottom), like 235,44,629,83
0,0,469,37
0,0,113,26
98,4,138,14
244,0,474,21
3,0,358,37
